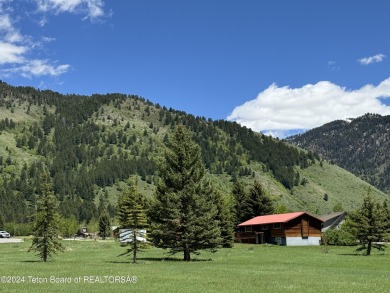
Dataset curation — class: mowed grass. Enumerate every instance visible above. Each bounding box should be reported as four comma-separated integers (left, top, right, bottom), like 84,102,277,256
0,240,389,293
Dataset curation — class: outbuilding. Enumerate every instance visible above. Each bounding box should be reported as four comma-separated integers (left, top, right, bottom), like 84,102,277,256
235,212,323,246
319,211,347,232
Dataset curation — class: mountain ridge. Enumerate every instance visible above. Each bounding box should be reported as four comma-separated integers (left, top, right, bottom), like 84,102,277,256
286,113,390,194
0,81,387,227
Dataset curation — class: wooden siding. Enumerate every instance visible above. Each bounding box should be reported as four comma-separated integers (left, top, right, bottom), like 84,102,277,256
301,218,309,237
284,217,303,237
284,215,322,237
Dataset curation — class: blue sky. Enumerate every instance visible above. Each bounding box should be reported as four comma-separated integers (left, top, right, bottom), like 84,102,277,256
1,0,390,137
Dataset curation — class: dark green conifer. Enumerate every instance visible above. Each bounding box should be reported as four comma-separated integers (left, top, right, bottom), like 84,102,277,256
150,125,221,261
117,179,148,263
345,187,387,255
29,173,64,262
232,181,249,225
98,211,111,240
244,180,274,221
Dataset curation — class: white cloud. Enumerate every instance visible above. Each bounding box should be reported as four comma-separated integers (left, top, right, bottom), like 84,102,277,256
0,4,27,65
0,42,26,64
1,1,108,79
0,1,70,78
227,79,390,136
36,0,106,20
3,59,70,77
0,14,23,42
358,53,386,65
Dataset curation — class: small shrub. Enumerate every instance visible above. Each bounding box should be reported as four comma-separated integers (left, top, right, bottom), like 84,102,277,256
324,229,356,246
4,222,33,236
323,193,329,201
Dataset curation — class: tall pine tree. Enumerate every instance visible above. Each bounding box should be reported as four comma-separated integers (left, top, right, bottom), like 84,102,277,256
98,193,111,240
117,179,148,263
345,187,387,255
150,125,221,261
383,201,390,242
203,179,234,248
232,180,249,225
98,210,111,240
28,173,64,262
244,180,274,221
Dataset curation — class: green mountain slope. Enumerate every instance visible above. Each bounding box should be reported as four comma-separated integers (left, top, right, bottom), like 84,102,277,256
287,113,390,194
0,82,387,225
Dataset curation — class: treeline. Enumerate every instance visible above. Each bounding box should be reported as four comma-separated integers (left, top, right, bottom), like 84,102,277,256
213,120,316,189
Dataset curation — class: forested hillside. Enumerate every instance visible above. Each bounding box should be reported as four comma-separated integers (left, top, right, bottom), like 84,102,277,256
0,81,387,230
287,114,390,194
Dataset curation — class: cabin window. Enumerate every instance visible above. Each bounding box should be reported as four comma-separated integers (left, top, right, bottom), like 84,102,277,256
273,223,281,229
245,226,252,232
275,237,282,245
261,224,269,230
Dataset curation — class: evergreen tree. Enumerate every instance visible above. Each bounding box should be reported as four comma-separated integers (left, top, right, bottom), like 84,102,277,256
98,210,111,240
345,187,387,255
117,179,148,263
244,180,274,221
204,180,234,248
232,181,249,225
28,174,64,262
98,193,111,240
97,193,109,216
383,201,390,242
150,125,221,261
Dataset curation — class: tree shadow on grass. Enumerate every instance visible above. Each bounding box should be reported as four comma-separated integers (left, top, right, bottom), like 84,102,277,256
138,257,213,262
338,252,386,256
20,260,47,263
106,257,213,263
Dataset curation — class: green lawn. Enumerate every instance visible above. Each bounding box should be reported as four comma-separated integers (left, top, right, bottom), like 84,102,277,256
0,240,389,293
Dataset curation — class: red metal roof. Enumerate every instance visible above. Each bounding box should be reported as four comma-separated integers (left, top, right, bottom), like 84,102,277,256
238,212,323,227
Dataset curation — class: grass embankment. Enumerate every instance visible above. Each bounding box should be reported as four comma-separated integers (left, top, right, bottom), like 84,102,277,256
0,240,389,292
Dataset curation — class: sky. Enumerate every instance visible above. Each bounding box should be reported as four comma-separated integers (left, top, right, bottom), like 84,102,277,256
1,0,390,138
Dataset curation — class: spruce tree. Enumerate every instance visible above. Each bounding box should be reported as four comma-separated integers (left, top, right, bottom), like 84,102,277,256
28,174,64,262
204,179,234,248
150,125,221,261
98,210,111,240
232,181,249,225
383,201,390,242
383,200,390,242
244,180,274,220
98,193,111,240
345,187,387,255
117,179,148,263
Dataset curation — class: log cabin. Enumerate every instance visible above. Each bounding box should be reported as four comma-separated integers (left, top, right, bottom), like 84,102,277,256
235,212,323,246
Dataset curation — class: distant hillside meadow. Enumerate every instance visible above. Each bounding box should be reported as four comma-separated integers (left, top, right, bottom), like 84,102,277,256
0,81,388,234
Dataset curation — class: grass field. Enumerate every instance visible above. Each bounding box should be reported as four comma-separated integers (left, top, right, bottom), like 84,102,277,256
0,239,389,293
